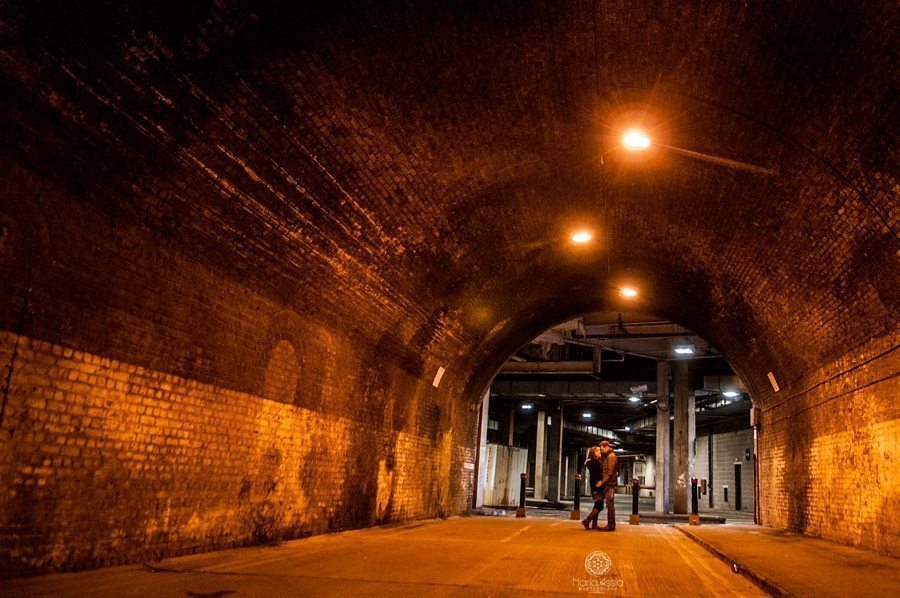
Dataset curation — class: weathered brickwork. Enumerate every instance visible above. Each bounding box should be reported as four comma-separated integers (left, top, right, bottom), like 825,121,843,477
0,331,476,576
0,0,896,576
758,336,900,557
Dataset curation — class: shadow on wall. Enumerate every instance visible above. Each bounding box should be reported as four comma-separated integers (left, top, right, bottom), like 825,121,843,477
786,416,812,533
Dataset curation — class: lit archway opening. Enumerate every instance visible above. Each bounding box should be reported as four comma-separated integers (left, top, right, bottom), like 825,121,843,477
473,311,757,523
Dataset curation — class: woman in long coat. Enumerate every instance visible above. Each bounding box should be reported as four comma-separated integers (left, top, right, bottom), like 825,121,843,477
582,446,604,529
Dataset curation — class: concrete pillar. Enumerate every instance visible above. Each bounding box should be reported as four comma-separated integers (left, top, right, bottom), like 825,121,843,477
672,360,694,514
644,455,656,488
507,407,515,446
689,385,696,482
655,361,670,513
708,430,714,508
474,389,490,508
547,406,563,502
534,409,546,500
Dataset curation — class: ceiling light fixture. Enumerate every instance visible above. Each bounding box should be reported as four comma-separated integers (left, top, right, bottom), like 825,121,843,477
628,396,641,403
572,231,593,244
619,287,639,298
723,391,739,398
521,403,534,411
582,412,592,419
622,129,651,150
674,345,695,355
624,426,632,432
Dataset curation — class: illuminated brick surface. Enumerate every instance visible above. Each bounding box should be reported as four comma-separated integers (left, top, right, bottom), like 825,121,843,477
0,1,897,574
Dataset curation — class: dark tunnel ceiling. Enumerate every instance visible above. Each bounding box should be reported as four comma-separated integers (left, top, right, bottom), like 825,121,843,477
1,1,897,405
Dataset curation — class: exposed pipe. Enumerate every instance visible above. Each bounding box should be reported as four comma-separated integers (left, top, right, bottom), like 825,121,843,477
579,332,698,340
499,361,593,374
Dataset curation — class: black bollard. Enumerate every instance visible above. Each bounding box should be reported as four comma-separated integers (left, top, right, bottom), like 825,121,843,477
689,477,700,526
570,474,582,520
632,479,640,514
515,472,527,518
629,477,640,525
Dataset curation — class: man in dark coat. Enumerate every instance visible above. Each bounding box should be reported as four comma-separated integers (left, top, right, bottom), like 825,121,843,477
597,440,619,531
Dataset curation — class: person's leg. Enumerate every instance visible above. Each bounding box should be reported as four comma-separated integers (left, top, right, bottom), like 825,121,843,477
591,499,603,528
604,486,616,530
582,504,600,530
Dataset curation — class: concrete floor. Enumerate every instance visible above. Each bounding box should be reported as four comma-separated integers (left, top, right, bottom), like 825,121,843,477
678,525,900,597
7,514,897,597
3,517,762,597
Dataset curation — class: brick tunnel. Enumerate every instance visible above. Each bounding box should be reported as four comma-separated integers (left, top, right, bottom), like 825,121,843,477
1,1,898,593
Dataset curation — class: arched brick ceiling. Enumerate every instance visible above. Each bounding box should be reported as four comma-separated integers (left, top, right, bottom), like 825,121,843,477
1,1,897,405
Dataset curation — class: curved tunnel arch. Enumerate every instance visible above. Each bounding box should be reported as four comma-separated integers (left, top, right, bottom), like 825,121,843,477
0,0,897,574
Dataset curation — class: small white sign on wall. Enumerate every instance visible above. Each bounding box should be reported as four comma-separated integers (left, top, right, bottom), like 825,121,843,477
767,371,780,392
432,366,446,388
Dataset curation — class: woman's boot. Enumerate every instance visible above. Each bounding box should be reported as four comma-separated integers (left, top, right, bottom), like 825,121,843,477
582,508,599,530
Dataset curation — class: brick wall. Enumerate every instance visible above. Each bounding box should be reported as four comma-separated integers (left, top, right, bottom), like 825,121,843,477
0,328,477,576
758,336,899,557
0,0,896,574
0,161,480,577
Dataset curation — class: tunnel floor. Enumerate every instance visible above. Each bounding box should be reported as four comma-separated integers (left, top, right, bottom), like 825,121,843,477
5,517,898,596
3,518,765,597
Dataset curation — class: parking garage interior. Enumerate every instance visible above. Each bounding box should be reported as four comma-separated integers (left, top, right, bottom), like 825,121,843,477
478,314,756,521
0,1,898,595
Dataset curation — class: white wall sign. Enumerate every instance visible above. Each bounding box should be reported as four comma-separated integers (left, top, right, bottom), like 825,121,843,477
432,366,446,388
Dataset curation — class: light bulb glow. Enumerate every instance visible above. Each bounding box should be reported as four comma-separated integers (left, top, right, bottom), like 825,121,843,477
571,231,593,244
622,129,651,150
723,391,739,398
619,287,639,298
674,345,695,355
629,396,640,403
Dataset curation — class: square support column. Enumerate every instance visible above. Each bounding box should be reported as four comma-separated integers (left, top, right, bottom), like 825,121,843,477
673,360,694,514
655,361,671,514
474,389,490,509
534,409,546,500
546,406,563,502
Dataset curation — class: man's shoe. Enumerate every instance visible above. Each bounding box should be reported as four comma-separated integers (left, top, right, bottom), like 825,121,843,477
581,518,591,530
597,526,616,532
591,521,599,529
